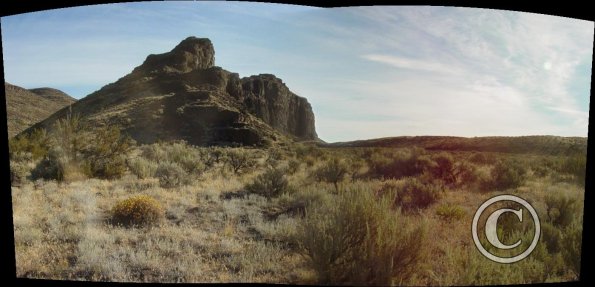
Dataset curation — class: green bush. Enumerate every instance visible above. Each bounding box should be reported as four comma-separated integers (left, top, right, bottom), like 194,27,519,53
142,141,204,173
155,162,191,188
53,113,88,163
295,188,427,285
544,192,579,228
224,148,257,174
468,152,496,165
562,221,582,277
246,167,289,199
287,158,301,174
313,157,349,191
378,178,443,211
80,126,133,179
531,164,550,178
347,158,367,181
427,153,477,187
10,160,30,186
295,144,325,159
435,203,466,222
128,157,158,179
429,153,455,183
9,128,50,160
27,115,133,181
265,148,285,167
205,146,225,166
559,155,586,186
367,148,434,179
111,195,164,227
30,146,85,182
541,222,562,254
483,159,527,190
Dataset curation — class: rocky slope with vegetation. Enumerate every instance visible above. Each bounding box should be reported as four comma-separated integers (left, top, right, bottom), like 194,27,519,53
4,82,76,137
25,37,318,146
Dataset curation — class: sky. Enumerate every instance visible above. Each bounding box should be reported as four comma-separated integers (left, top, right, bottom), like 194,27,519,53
1,2,593,142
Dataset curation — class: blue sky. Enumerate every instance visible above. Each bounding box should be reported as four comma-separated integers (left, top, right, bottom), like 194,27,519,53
1,2,593,142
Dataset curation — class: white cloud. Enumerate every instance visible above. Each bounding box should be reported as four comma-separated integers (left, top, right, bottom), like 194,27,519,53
362,54,457,74
2,4,591,140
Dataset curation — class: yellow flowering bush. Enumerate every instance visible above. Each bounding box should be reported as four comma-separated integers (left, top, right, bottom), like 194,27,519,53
111,195,164,227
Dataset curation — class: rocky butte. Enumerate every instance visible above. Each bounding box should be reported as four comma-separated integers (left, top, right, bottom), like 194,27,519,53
28,36,318,146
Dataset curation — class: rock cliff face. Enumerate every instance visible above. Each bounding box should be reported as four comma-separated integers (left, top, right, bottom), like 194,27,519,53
27,37,318,146
242,74,317,140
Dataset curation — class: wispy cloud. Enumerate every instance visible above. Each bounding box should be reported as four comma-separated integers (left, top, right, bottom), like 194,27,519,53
1,4,592,140
362,54,456,74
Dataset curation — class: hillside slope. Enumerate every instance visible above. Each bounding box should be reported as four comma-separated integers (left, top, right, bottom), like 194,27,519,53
4,82,76,137
26,37,318,146
326,135,587,156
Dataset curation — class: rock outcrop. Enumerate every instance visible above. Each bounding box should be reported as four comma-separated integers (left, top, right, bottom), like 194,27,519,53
27,37,317,146
242,74,317,140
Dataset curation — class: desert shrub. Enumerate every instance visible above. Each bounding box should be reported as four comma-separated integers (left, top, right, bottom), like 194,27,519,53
544,192,579,228
367,147,434,179
397,178,443,210
155,162,190,188
224,148,257,174
484,159,527,190
313,157,349,192
10,161,30,186
347,158,367,181
295,144,325,159
127,157,158,179
9,128,51,160
456,161,479,186
30,114,87,182
531,164,550,178
31,150,64,181
265,148,285,167
468,152,496,165
53,113,88,163
562,221,582,276
295,188,427,285
82,126,133,179
30,146,86,181
246,167,289,199
287,158,301,174
277,186,333,214
425,153,477,187
541,222,562,254
559,154,586,186
111,195,164,227
304,156,316,167
206,146,225,166
27,114,133,181
142,141,204,173
378,177,443,211
429,153,455,182
168,142,203,173
435,203,466,222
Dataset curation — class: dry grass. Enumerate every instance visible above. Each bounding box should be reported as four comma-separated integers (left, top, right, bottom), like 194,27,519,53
11,145,585,284
12,149,309,282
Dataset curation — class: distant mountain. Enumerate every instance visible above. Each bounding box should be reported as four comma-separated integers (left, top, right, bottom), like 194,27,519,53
4,82,76,137
326,135,587,156
27,37,318,146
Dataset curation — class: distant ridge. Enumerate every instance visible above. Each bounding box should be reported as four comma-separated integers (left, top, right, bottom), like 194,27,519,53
325,135,587,156
4,82,76,138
